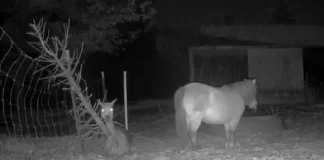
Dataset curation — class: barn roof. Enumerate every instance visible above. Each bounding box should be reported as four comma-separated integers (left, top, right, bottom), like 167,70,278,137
157,27,320,49
201,25,324,47
197,36,275,46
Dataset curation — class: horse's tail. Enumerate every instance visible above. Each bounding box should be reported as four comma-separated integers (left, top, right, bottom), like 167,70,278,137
174,86,188,148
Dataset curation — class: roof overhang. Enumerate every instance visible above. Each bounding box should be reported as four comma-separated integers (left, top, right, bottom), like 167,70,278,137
201,25,324,47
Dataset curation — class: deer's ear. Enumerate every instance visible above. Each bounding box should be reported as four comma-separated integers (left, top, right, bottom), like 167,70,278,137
110,98,117,105
252,79,256,84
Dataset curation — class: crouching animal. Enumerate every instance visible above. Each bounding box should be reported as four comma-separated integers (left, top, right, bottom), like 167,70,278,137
100,99,132,155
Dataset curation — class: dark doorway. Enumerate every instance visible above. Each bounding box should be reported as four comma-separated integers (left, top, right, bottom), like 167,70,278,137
303,47,324,95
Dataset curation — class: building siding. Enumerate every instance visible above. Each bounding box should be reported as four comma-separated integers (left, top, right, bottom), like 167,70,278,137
248,48,304,90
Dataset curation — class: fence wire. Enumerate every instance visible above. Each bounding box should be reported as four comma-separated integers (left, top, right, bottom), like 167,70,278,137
0,27,75,159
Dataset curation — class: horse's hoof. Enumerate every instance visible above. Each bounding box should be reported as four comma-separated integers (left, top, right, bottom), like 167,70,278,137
176,148,185,153
225,142,229,148
235,143,241,148
193,144,202,151
214,144,221,150
225,142,234,148
228,142,234,148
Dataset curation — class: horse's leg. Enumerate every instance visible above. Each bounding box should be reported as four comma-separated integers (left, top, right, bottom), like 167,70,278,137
224,123,231,148
225,120,240,148
188,117,203,150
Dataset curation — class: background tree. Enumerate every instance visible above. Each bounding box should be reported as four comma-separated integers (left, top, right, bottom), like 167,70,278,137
0,0,156,109
272,1,296,24
1,0,156,55
71,0,156,54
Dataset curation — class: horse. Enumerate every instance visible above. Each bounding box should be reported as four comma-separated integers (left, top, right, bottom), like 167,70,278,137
174,79,257,150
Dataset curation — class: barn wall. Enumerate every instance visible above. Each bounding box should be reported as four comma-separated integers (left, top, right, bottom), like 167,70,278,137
189,47,248,87
248,48,304,90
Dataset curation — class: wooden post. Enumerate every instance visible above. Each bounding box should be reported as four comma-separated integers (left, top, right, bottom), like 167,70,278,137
189,48,194,82
70,88,80,136
123,71,128,131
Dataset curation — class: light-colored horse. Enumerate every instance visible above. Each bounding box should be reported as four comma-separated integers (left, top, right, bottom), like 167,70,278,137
174,79,257,149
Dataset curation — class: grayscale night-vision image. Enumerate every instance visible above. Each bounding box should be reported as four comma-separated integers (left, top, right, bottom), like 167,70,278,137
0,0,324,159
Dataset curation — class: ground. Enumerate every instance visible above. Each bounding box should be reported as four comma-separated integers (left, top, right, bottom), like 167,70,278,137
1,106,324,160
121,109,324,160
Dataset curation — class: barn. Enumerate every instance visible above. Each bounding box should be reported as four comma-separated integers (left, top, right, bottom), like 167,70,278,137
188,45,309,105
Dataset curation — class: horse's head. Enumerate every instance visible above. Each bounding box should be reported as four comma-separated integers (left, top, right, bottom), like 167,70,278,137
244,78,258,111
233,78,258,111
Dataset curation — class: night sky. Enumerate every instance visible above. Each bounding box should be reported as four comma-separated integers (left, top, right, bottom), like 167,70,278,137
1,0,324,102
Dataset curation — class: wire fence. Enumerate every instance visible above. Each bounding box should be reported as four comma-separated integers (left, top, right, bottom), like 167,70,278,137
0,27,75,159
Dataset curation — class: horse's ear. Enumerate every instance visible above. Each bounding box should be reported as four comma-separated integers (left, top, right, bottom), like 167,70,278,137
251,79,256,84
110,98,117,105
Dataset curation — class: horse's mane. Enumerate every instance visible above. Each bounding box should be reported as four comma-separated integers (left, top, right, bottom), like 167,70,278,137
224,79,257,99
188,80,256,94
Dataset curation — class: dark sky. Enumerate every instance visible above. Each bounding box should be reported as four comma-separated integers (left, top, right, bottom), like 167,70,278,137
1,0,324,101
157,0,324,28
